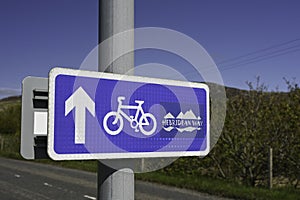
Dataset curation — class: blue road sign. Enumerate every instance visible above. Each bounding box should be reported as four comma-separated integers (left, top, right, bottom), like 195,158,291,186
48,68,209,160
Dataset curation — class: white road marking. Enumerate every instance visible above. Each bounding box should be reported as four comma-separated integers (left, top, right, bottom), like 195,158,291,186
43,182,53,187
83,195,97,200
14,174,21,178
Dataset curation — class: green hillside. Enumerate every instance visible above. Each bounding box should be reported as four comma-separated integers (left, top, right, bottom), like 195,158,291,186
0,96,21,158
0,96,21,111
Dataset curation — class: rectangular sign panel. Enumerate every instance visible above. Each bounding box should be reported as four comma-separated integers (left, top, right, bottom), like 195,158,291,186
48,68,209,160
21,77,48,159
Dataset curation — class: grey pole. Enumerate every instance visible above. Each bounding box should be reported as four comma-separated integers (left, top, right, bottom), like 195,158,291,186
99,0,134,75
98,0,134,200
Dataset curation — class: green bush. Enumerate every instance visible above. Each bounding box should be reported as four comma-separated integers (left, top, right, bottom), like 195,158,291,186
159,78,300,188
0,104,21,134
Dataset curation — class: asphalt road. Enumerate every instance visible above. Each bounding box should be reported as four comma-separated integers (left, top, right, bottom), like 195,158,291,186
0,157,231,200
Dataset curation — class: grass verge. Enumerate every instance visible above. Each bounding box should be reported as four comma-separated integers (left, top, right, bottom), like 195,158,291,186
136,172,300,200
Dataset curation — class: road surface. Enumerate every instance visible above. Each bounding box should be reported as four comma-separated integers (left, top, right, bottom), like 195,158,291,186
0,157,231,200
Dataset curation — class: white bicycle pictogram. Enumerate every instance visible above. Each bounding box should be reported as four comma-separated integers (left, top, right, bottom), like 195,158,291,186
103,96,157,136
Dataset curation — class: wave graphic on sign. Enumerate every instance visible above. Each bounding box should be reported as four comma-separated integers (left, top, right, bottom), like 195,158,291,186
176,127,201,133
163,126,175,132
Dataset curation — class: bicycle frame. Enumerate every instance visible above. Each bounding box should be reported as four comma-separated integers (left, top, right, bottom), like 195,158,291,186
113,98,149,126
104,96,157,136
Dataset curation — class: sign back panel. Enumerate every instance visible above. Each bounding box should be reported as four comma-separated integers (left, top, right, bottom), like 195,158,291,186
48,68,209,160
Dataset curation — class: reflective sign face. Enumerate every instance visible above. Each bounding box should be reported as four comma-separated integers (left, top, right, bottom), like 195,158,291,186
48,68,209,160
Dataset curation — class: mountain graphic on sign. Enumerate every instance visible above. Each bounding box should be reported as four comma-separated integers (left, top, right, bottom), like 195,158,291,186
164,112,175,119
176,110,199,119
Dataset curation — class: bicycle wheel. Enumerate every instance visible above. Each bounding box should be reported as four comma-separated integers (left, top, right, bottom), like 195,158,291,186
103,111,124,135
139,113,157,136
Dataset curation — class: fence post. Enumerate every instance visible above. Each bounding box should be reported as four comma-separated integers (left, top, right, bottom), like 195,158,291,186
269,147,273,189
0,137,2,150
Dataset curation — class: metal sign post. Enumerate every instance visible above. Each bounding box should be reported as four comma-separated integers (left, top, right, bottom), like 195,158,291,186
98,0,134,199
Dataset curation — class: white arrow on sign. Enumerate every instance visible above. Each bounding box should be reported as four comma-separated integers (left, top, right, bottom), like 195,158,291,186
65,87,95,144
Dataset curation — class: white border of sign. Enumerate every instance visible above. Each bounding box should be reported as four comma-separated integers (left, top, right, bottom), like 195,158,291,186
48,67,210,160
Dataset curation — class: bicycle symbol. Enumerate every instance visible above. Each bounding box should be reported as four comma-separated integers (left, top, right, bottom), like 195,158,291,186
103,96,157,136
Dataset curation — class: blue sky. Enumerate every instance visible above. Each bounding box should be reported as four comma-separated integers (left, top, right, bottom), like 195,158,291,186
0,0,299,99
